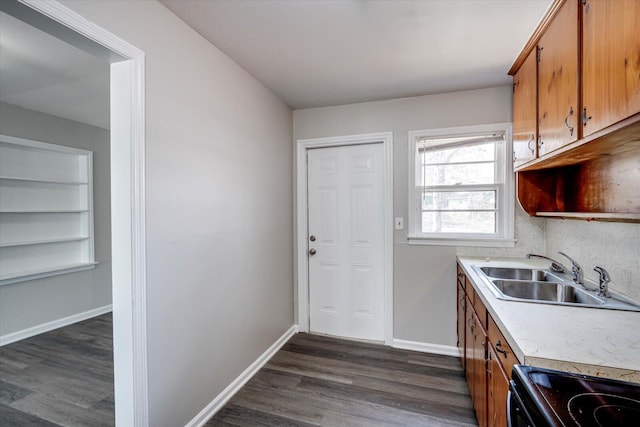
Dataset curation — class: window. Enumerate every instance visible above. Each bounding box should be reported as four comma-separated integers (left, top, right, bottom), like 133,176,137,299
408,123,514,247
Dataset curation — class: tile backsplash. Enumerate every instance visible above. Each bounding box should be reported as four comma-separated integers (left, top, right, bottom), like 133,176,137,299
545,219,640,301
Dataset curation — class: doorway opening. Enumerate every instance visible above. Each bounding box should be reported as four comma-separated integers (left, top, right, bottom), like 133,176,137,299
0,0,147,424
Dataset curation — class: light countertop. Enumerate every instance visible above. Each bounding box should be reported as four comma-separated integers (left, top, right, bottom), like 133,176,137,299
458,256,640,384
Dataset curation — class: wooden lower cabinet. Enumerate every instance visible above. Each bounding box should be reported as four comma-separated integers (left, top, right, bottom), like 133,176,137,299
487,344,510,427
457,263,517,427
470,310,488,427
457,280,466,369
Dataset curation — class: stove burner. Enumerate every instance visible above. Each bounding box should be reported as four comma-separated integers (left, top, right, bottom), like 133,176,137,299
568,393,640,427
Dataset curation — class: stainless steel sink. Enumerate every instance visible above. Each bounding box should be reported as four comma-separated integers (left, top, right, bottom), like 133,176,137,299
479,267,560,282
472,265,640,312
491,280,605,305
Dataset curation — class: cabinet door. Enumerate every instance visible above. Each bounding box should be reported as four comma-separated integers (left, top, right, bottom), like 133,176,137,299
465,295,475,390
513,48,538,167
472,311,488,427
582,0,640,136
457,281,466,369
487,345,510,427
537,0,579,156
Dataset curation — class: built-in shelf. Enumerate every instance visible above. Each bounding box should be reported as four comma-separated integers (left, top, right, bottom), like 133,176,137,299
516,115,640,223
0,135,95,283
0,175,88,185
536,212,640,222
0,209,89,214
0,262,98,286
0,237,90,248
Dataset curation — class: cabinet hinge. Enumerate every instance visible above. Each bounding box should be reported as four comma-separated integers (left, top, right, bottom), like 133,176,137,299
581,0,587,6
536,46,543,62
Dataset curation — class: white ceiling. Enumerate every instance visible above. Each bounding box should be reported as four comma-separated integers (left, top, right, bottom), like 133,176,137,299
0,11,110,129
161,0,552,109
0,1,552,128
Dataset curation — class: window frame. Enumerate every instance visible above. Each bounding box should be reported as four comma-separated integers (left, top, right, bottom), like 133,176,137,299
407,123,515,247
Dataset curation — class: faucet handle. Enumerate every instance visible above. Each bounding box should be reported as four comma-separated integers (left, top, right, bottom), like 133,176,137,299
594,266,611,298
558,251,583,284
593,266,610,282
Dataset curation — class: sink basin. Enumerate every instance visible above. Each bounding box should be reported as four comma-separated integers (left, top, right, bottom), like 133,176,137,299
491,280,605,305
479,267,560,282
472,264,640,312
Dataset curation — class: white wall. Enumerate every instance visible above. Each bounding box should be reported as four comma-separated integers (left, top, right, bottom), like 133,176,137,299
293,86,546,346
0,102,112,337
60,1,294,426
545,220,640,301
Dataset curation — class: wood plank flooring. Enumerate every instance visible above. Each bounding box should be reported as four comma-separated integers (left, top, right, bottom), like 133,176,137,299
1,318,476,426
206,333,477,426
0,313,114,427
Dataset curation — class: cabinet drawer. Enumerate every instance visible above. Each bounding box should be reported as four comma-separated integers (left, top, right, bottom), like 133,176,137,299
465,282,475,306
488,315,519,379
457,264,466,289
473,291,488,331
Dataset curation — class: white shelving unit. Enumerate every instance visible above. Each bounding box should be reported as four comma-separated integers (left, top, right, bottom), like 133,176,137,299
0,135,96,285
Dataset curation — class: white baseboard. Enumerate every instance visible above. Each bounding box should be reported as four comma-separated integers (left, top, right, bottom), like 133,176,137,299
185,324,299,427
392,338,459,357
0,304,112,347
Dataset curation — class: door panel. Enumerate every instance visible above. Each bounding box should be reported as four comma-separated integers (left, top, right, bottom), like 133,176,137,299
582,0,640,135
513,48,538,167
308,143,385,341
537,0,579,156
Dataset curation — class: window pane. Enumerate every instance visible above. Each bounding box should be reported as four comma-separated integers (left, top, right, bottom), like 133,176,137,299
422,191,496,210
422,211,496,234
421,162,495,186
420,142,495,164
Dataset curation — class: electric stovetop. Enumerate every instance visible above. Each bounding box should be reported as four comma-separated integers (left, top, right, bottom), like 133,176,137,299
512,365,640,426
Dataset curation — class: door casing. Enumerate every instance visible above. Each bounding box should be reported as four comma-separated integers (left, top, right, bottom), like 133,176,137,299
296,132,393,344
12,1,149,424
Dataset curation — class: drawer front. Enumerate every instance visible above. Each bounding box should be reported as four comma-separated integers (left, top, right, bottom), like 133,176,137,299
466,282,475,306
473,291,488,331
457,264,466,289
488,315,519,379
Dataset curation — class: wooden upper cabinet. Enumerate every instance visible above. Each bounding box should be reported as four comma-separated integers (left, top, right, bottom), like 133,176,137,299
582,0,640,136
513,49,538,167
537,0,579,157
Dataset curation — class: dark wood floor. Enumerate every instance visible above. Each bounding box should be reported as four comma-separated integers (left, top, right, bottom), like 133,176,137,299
0,313,114,427
1,318,476,426
206,333,477,426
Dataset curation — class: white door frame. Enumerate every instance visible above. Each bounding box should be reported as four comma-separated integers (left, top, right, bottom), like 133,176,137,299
18,1,149,425
296,132,393,345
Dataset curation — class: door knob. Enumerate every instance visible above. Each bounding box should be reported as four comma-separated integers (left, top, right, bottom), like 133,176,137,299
309,248,317,255
309,235,316,242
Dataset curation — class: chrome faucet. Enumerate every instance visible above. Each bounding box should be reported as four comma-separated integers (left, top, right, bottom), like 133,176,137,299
558,251,584,285
525,253,568,274
594,266,611,298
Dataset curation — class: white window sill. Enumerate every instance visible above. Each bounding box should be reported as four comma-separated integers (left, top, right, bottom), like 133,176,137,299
408,236,516,248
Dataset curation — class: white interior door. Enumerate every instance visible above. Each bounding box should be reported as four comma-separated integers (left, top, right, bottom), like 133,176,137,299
307,143,385,341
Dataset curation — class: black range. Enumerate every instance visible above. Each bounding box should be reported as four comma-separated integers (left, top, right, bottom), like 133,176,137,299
508,364,640,427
